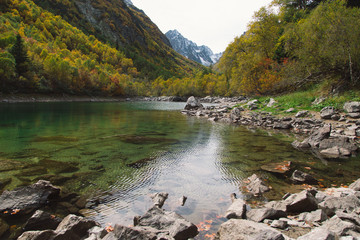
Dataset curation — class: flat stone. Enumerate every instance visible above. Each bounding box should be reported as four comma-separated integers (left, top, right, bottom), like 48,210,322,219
296,110,309,118
298,209,328,223
214,219,285,240
260,161,291,174
246,208,287,222
297,228,337,240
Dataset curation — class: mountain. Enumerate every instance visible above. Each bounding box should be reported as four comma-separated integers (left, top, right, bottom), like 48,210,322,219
31,0,200,79
165,30,222,67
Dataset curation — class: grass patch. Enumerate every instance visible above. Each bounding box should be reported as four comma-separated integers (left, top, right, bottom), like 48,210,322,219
244,87,360,116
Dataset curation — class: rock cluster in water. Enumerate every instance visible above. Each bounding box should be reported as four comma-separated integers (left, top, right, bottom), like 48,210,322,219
0,181,198,240
182,96,360,160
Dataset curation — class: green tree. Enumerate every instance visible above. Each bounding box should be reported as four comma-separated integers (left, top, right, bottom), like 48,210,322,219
10,34,29,76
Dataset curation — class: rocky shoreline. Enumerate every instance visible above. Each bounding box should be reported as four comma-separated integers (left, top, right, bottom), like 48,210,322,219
182,96,360,160
0,177,360,239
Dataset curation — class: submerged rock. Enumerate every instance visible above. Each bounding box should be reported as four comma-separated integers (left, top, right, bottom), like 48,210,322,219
291,170,318,185
260,161,291,174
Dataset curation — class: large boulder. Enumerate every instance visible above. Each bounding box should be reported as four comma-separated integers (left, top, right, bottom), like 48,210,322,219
214,219,286,240
321,215,358,236
135,206,198,240
184,96,203,110
298,209,328,223
344,102,360,113
306,124,332,148
0,180,60,215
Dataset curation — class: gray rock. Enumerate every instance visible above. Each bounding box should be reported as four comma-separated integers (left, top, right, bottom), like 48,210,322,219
320,146,341,159
306,124,332,148
136,206,198,240
291,170,318,185
24,210,62,231
298,209,328,223
284,190,319,213
273,122,292,129
17,230,56,240
319,137,358,153
184,96,203,110
54,214,99,239
344,102,360,113
214,219,285,240
349,178,360,191
103,224,168,240
84,226,108,240
321,215,357,236
292,140,310,149
285,108,295,113
319,195,360,216
313,97,326,105
321,107,336,119
246,208,287,222
297,228,337,240
348,112,360,118
150,192,168,208
225,198,247,219
0,180,60,215
335,211,360,226
270,220,287,230
230,107,243,121
331,114,341,121
246,174,270,196
296,110,309,118
267,98,277,107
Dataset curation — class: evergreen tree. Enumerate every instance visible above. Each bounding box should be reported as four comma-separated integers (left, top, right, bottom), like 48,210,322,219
10,34,29,76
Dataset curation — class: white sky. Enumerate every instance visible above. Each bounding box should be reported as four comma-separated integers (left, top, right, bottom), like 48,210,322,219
131,0,274,53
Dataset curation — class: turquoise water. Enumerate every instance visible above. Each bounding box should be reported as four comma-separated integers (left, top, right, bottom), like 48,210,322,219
0,101,359,238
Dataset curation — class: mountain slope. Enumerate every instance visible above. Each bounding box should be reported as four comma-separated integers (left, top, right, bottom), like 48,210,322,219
165,30,222,66
31,0,200,79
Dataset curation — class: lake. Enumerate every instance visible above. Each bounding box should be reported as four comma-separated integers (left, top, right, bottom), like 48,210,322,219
1,101,359,238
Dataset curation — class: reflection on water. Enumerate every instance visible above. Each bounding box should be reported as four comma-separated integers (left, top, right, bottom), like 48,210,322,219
1,101,360,238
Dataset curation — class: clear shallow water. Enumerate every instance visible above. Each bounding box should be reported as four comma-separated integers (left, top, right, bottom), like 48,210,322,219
1,101,360,238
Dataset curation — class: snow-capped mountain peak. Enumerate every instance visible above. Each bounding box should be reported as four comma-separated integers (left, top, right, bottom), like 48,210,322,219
165,30,222,66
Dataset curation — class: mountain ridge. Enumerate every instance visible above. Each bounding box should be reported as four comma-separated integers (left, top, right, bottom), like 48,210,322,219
165,29,222,66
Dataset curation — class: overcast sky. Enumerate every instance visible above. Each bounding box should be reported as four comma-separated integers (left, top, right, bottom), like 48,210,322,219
131,0,273,53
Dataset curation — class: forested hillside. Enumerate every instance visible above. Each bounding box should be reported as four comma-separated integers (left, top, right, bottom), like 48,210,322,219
0,0,199,95
0,0,359,97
